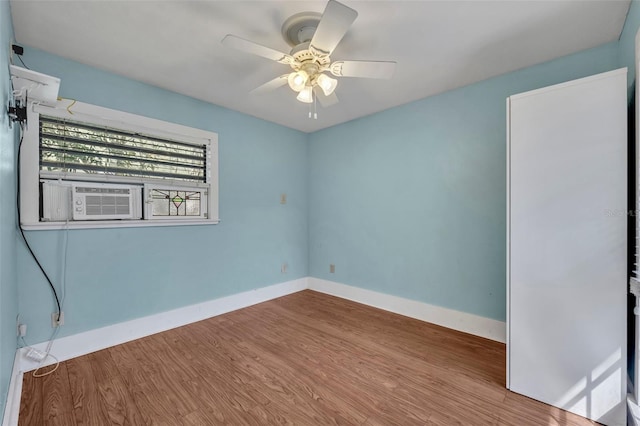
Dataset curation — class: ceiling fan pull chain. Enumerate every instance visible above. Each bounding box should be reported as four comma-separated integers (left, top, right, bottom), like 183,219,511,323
314,95,318,119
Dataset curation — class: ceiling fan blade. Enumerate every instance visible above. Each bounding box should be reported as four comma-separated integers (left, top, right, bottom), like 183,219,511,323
309,0,358,57
330,61,396,79
250,74,290,95
222,35,295,65
313,86,339,107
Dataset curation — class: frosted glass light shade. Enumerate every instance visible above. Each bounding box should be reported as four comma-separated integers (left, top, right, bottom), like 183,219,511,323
287,71,308,92
296,86,313,103
316,73,338,96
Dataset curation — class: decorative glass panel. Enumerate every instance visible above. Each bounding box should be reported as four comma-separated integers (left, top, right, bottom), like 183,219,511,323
150,189,202,217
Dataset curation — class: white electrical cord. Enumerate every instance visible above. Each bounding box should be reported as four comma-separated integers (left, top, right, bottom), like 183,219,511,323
60,201,70,308
18,189,70,379
29,191,73,378
32,326,60,378
19,329,60,378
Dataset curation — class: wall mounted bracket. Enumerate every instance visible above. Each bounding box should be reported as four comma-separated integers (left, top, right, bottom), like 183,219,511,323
7,101,27,124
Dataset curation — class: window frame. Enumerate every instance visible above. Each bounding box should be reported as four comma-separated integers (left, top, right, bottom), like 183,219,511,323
20,99,219,230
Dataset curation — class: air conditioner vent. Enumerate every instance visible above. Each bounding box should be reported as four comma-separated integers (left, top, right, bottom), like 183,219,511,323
85,195,131,216
72,183,139,220
41,180,142,221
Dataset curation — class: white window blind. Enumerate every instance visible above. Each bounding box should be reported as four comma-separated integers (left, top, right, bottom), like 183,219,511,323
39,116,207,183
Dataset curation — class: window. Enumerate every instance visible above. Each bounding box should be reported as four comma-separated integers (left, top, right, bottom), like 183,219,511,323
20,100,219,229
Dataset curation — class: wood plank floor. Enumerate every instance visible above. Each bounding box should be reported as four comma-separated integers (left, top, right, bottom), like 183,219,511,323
19,290,597,425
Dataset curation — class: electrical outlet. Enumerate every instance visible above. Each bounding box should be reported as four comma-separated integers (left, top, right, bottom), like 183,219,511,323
330,264,335,273
280,193,287,204
281,263,288,273
51,312,64,328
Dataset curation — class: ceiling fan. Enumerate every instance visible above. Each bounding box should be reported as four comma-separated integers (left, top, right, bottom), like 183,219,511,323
222,0,396,112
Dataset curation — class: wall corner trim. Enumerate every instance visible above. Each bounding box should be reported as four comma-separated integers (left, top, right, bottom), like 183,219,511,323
2,352,23,426
308,277,506,344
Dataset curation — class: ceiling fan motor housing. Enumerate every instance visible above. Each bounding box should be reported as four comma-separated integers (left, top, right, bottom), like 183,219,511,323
282,13,332,80
281,12,322,47
290,42,331,69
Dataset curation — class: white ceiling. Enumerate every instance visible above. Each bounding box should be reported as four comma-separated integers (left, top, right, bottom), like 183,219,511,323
10,0,631,133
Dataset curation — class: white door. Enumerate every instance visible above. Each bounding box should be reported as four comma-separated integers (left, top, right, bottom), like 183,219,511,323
507,69,627,426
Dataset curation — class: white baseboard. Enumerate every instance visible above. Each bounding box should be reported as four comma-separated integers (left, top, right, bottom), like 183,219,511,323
1,352,23,426
2,277,308,426
14,277,505,372
308,278,506,343
3,276,507,426
20,277,309,371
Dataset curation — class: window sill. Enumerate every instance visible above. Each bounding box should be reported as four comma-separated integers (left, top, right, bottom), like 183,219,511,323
20,219,220,231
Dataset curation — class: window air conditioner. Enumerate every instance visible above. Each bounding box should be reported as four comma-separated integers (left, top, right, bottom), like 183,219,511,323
42,181,142,221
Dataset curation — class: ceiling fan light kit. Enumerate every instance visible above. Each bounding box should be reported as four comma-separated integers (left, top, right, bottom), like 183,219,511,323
222,0,396,116
316,73,338,96
297,86,314,103
288,70,309,92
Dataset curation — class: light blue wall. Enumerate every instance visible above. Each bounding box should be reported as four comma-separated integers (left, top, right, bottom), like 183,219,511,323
0,0,17,417
3,4,635,413
308,42,620,321
18,48,309,344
